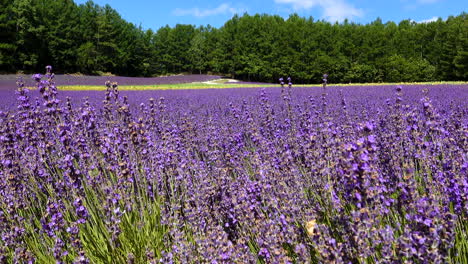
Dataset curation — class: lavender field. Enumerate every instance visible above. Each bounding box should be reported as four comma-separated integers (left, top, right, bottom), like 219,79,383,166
0,70,467,263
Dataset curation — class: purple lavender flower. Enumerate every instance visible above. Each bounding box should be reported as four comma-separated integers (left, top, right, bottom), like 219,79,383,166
32,74,42,82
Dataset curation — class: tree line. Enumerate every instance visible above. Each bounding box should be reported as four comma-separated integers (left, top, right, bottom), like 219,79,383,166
1,0,467,83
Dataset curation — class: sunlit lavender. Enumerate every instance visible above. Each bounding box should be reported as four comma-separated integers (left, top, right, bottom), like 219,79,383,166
0,67,467,263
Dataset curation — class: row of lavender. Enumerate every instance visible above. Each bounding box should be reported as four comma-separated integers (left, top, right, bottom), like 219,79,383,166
0,68,467,263
0,74,221,91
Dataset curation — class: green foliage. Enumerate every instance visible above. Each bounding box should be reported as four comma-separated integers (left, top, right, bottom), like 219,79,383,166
0,0,17,72
189,32,207,74
77,42,98,74
384,55,436,82
344,63,378,83
11,167,167,263
453,15,468,80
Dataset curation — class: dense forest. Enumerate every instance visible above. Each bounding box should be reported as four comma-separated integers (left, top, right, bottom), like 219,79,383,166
0,0,467,83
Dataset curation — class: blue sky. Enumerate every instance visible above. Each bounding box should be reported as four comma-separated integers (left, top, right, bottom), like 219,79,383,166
74,0,466,30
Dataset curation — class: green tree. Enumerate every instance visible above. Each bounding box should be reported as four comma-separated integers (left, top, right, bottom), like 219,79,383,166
42,0,81,72
0,0,17,72
77,42,98,73
12,0,44,71
153,26,175,74
189,31,207,74
453,14,468,80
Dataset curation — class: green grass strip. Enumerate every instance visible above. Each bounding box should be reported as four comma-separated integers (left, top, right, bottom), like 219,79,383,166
20,81,468,91
58,83,271,91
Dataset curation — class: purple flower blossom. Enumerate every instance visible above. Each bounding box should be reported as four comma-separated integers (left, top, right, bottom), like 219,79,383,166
32,74,42,82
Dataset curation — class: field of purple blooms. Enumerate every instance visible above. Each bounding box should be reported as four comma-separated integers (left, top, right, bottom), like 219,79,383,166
0,68,467,263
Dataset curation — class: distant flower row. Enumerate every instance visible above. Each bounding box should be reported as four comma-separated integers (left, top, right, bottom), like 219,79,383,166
0,73,220,91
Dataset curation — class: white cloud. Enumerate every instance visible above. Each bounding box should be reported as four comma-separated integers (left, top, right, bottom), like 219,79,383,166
417,16,439,23
173,3,241,17
275,0,319,9
275,0,363,22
